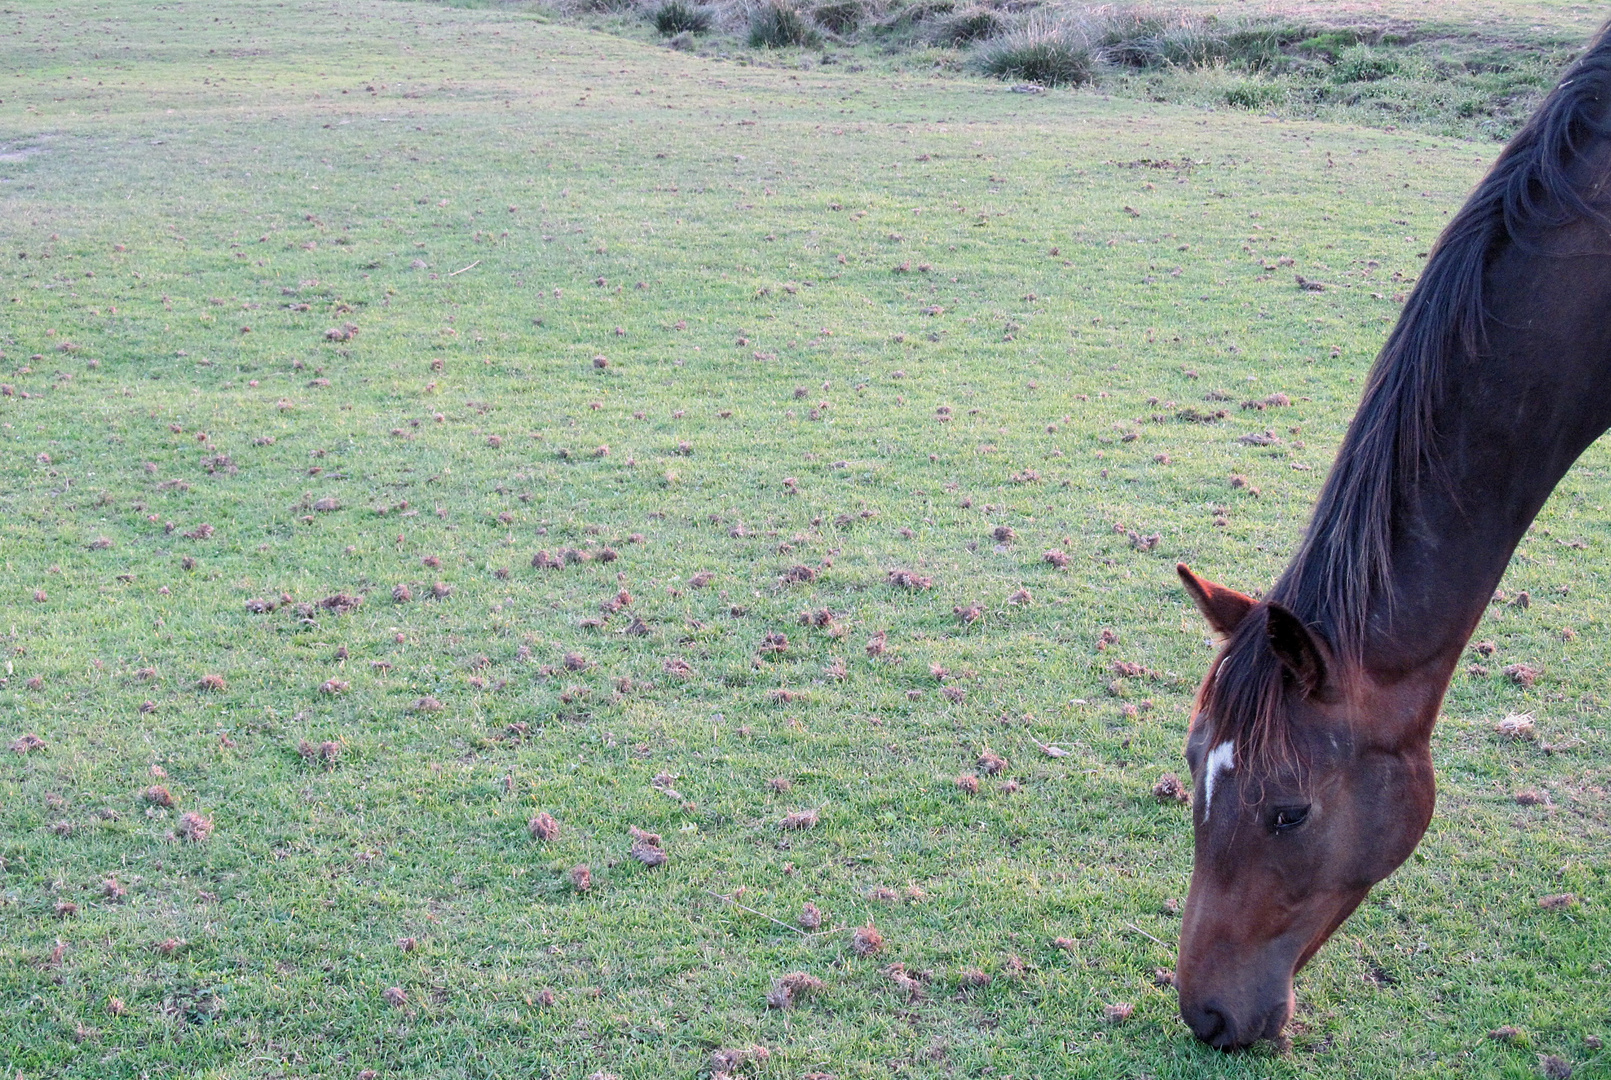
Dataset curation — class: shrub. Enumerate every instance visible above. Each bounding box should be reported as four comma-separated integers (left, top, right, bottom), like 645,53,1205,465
812,0,862,34
654,0,712,35
749,0,820,47
976,17,1096,87
931,6,1006,46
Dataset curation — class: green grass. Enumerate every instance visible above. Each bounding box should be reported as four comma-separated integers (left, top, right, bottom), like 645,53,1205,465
1,0,1609,1076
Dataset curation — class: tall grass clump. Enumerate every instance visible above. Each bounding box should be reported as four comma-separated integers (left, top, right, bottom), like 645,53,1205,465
931,6,1006,46
1095,9,1312,72
811,0,863,34
976,16,1096,86
654,0,712,35
749,0,820,46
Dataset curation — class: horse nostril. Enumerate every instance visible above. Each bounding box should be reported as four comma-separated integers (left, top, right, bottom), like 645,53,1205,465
1185,1001,1231,1046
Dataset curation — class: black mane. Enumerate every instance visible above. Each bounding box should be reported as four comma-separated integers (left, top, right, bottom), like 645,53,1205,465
1200,20,1611,763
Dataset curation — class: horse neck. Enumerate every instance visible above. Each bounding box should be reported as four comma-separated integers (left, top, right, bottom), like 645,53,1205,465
1363,222,1611,685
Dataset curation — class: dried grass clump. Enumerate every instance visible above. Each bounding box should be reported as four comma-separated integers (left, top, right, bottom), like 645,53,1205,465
1503,663,1541,687
780,808,819,830
529,811,560,840
10,733,46,754
765,971,825,1008
1152,772,1190,805
177,810,213,842
887,568,934,590
630,826,668,867
850,924,885,956
1494,713,1536,740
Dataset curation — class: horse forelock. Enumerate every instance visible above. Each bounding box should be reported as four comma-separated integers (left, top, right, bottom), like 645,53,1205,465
1195,606,1299,779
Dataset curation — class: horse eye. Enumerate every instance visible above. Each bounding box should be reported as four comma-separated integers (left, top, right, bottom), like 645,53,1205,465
1272,806,1310,832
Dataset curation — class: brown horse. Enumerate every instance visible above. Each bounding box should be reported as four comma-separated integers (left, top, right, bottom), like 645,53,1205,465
1173,22,1611,1049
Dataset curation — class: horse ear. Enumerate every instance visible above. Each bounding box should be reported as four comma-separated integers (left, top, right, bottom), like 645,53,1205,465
1177,563,1257,636
1265,603,1328,697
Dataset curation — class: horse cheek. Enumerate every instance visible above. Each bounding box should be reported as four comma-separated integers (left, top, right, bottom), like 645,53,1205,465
1355,748,1437,886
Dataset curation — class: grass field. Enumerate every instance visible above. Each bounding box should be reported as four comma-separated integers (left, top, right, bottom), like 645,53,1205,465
2,1,1609,1076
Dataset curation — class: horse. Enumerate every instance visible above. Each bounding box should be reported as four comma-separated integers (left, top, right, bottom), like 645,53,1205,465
1172,21,1611,1049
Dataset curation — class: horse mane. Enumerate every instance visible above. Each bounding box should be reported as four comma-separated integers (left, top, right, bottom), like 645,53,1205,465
1199,21,1611,767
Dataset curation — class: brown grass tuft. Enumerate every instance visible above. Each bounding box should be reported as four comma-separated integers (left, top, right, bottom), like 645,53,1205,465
767,776,793,793
781,809,819,830
1541,1055,1574,1080
10,733,46,755
886,568,934,590
196,673,227,691
318,679,349,695
382,986,408,1008
529,811,560,840
1503,663,1541,687
798,902,822,930
954,774,980,794
766,971,826,1009
431,581,453,599
1152,773,1190,805
569,864,592,890
318,592,362,614
143,784,175,806
177,811,213,842
1494,713,1536,740
977,750,1007,775
397,936,419,952
412,696,445,712
851,924,884,957
1538,893,1579,910
1104,1002,1135,1023
954,604,983,625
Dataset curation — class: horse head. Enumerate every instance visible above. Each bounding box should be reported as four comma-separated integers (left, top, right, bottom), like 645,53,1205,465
1172,564,1439,1049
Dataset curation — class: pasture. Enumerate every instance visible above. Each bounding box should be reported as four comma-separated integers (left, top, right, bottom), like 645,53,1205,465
1,0,1608,1076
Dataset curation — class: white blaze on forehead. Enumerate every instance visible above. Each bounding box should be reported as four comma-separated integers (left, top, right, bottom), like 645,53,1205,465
1201,740,1235,822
